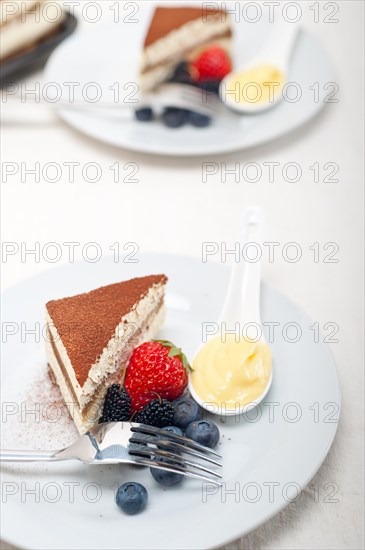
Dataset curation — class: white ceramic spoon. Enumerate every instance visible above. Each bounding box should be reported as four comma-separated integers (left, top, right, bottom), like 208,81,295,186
220,22,300,114
189,207,273,416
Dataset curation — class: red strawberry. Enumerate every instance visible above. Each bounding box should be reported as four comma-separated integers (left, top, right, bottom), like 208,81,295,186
124,340,190,412
192,46,232,82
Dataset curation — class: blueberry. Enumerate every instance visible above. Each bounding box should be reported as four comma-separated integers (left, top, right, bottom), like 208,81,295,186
161,108,188,128
116,482,148,515
162,426,184,436
135,107,154,122
185,420,220,449
172,396,202,429
188,111,212,128
150,457,184,487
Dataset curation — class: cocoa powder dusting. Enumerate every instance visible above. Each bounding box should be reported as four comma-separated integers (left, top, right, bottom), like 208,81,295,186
46,275,167,387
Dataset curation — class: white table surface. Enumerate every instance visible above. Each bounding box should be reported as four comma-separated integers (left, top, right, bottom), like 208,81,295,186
1,1,364,549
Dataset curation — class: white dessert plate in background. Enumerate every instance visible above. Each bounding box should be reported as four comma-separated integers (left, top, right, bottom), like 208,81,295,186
1,253,340,550
44,3,335,156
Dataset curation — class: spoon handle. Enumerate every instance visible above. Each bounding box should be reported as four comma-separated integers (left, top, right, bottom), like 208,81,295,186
263,22,300,70
218,207,264,329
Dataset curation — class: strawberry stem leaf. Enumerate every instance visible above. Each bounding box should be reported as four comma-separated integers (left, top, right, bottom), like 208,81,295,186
168,348,181,357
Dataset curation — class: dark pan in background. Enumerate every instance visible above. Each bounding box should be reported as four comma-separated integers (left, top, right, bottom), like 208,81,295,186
0,11,77,84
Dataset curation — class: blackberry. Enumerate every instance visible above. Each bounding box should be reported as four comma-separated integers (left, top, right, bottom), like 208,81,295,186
169,62,194,85
99,384,131,423
134,397,174,428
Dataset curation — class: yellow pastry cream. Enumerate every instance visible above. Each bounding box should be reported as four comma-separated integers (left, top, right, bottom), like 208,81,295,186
225,64,285,105
191,335,272,410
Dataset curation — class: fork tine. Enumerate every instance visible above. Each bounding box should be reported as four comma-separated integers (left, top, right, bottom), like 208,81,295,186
180,87,213,100
131,424,222,458
180,86,220,104
157,83,218,115
128,453,223,486
129,442,222,475
180,91,217,109
129,435,222,467
130,446,222,479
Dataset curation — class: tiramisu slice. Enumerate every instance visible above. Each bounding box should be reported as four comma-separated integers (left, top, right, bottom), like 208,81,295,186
140,5,232,90
45,275,167,434
0,0,66,61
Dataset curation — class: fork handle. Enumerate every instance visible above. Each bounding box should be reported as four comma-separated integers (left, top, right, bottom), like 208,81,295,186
0,449,62,462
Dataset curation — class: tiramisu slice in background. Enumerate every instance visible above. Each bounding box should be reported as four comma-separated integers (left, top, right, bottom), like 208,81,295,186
140,5,232,90
0,0,66,62
45,275,167,434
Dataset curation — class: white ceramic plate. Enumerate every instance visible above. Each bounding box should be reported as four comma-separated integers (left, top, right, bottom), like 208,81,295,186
1,253,340,550
44,3,335,156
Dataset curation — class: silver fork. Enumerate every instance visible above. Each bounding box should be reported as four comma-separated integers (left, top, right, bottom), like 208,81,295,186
0,422,223,485
1,84,223,118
